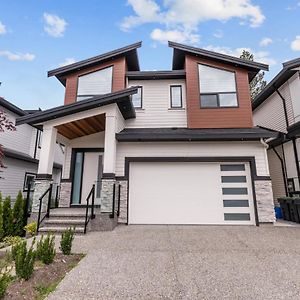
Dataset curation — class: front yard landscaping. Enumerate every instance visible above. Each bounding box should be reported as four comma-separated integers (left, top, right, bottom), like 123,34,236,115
0,226,83,299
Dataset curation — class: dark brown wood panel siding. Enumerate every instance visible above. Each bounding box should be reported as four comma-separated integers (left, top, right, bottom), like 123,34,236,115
63,56,126,105
185,54,253,128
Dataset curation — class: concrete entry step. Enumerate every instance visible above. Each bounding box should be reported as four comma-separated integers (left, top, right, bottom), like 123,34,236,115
44,218,86,226
38,226,85,234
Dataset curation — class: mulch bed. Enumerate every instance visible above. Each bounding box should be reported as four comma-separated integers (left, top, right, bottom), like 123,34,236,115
4,253,83,300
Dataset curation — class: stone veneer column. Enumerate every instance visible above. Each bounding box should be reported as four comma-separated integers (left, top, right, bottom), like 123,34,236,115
31,178,53,213
59,181,72,207
118,180,128,223
100,179,116,213
255,180,276,223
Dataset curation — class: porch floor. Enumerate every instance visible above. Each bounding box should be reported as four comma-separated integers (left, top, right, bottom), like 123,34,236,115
50,207,101,216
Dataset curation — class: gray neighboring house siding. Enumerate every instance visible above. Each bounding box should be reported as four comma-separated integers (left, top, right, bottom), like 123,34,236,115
0,98,64,200
252,59,300,204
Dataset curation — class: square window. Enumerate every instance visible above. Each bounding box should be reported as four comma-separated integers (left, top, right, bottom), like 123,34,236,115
200,94,218,108
219,93,238,107
131,86,142,108
170,86,182,108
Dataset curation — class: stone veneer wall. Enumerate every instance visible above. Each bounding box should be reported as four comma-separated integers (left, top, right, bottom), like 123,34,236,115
255,180,275,223
59,181,72,207
32,179,52,213
118,180,128,223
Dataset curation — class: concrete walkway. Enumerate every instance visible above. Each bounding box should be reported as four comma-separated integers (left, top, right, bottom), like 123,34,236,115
47,225,300,300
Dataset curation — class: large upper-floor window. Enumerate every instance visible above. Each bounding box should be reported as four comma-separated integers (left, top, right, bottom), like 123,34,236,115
131,86,143,108
77,66,113,101
198,64,238,108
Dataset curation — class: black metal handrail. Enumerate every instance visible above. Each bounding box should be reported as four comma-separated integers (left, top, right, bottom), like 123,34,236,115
117,184,121,217
109,183,116,218
84,184,95,234
37,184,53,232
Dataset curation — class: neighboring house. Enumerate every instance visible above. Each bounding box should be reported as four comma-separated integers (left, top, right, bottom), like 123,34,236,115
0,97,64,200
16,41,276,228
252,58,300,206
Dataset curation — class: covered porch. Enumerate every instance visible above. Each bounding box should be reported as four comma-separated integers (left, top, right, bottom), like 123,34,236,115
15,87,137,232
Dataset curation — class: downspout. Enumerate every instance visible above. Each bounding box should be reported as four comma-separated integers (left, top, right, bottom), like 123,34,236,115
274,86,300,188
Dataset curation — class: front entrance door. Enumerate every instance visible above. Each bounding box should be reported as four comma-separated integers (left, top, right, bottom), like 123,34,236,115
71,150,103,205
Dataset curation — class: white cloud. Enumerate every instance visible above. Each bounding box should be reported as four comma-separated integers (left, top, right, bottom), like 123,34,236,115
291,36,300,51
150,28,199,44
0,21,6,35
0,50,35,61
205,45,277,66
58,58,76,67
121,0,265,43
213,29,223,38
259,37,273,47
121,0,162,31
43,13,67,37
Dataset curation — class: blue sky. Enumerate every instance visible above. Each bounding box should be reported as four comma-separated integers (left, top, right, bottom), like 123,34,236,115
1,0,300,110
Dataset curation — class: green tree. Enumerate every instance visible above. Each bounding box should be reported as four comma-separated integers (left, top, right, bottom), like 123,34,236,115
13,191,25,236
0,193,4,240
3,197,13,237
240,50,267,100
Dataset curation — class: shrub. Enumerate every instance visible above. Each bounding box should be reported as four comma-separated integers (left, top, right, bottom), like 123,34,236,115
15,239,36,280
0,195,4,241
13,191,25,236
24,222,37,237
10,237,24,261
36,234,56,264
60,227,75,255
3,197,13,237
0,269,11,298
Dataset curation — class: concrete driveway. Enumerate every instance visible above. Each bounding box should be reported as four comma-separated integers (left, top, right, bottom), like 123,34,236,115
47,225,300,300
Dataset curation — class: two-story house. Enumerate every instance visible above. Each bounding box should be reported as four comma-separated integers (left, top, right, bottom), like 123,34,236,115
16,41,276,231
253,58,300,207
0,97,64,200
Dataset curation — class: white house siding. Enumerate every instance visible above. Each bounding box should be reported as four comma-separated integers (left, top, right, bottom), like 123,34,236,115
62,132,105,179
267,147,286,205
288,72,300,123
0,107,35,155
253,91,287,133
0,157,37,199
116,141,269,177
279,81,295,127
126,79,187,128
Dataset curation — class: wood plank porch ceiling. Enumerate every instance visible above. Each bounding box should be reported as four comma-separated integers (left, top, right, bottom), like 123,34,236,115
56,114,105,139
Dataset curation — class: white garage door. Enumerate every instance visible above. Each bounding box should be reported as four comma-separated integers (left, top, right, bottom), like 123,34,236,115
128,162,255,225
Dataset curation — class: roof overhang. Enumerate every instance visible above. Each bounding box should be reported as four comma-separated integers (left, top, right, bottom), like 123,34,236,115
48,42,142,86
126,70,186,80
16,87,138,126
169,41,269,82
0,97,27,116
3,148,62,169
252,58,300,110
116,127,278,142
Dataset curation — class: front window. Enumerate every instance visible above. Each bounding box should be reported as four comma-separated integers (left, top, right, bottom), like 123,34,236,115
131,86,143,108
198,64,238,108
170,85,183,108
77,66,113,101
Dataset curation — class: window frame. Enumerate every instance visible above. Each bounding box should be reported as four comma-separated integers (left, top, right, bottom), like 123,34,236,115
170,85,183,109
23,172,36,192
131,86,143,109
198,63,239,109
76,65,114,101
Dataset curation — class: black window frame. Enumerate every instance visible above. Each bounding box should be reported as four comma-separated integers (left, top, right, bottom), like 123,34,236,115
23,172,36,192
131,86,143,109
198,63,239,109
170,85,183,108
